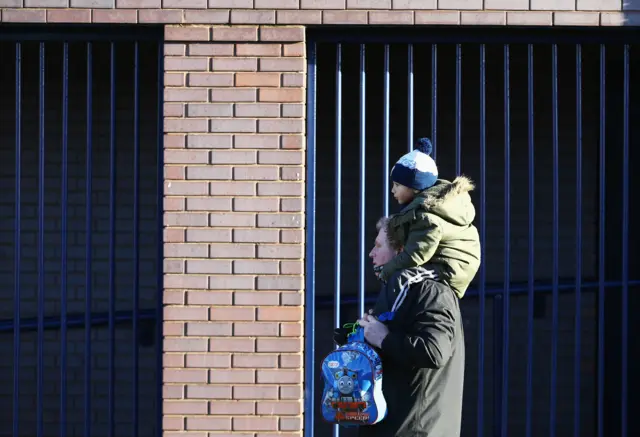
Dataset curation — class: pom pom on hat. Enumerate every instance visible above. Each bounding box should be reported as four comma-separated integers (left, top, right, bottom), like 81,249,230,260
416,137,433,156
390,137,438,191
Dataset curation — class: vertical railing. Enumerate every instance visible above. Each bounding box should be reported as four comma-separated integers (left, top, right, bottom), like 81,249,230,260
597,43,606,437
477,42,487,437
3,32,163,437
60,41,69,437
13,40,22,437
501,43,511,437
333,43,342,437
304,33,637,437
621,43,630,437
358,44,366,317
525,43,535,437
304,40,318,437
107,41,117,437
133,41,141,437
37,41,45,437
550,43,560,437
84,40,94,437
574,43,583,437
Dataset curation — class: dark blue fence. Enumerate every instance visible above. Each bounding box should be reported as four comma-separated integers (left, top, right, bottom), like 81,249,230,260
305,27,638,437
0,27,163,437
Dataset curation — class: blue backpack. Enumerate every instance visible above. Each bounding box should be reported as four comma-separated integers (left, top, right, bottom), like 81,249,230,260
320,312,394,427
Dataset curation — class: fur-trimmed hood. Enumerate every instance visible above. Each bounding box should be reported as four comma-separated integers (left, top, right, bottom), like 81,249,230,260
415,175,476,226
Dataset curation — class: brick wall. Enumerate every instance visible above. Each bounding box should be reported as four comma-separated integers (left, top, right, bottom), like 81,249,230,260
0,1,638,26
162,25,306,435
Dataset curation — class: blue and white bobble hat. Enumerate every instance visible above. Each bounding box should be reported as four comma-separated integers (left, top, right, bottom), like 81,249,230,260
390,138,438,191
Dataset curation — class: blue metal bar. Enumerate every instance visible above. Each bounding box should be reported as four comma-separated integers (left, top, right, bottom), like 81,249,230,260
84,42,93,437
501,43,510,437
333,42,342,437
455,44,462,175
477,43,486,437
525,43,534,437
550,43,559,437
132,41,140,437
61,41,69,437
13,41,21,437
335,43,342,332
574,43,583,437
155,41,165,437
108,41,117,437
0,28,162,42
431,44,437,161
597,43,606,437
383,44,390,217
315,279,640,309
408,44,414,152
37,41,45,437
621,43,629,437
0,309,157,333
304,41,317,437
358,44,366,317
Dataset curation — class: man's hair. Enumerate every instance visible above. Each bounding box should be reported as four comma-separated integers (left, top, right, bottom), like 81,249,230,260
376,216,403,251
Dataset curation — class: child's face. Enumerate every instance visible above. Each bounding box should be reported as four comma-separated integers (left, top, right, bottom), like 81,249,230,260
391,182,415,205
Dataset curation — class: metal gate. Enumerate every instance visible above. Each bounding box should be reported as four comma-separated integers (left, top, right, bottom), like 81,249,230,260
0,27,163,437
305,27,638,437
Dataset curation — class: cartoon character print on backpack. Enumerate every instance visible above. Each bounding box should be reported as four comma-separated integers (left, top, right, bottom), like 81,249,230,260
324,367,369,420
321,336,387,427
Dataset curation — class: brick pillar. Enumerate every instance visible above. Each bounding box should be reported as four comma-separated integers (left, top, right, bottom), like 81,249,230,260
163,25,306,435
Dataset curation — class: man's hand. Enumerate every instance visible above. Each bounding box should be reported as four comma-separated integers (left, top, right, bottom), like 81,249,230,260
357,314,390,349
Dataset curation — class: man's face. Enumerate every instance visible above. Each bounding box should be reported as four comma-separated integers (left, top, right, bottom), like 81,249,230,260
369,227,399,267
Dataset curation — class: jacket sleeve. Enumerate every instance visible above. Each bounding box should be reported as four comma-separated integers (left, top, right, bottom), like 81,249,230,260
379,215,442,282
379,284,457,369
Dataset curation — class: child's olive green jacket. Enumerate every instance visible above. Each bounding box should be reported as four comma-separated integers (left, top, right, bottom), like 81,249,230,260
380,176,481,298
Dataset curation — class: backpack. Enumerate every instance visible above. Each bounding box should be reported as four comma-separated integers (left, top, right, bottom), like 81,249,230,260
320,312,394,427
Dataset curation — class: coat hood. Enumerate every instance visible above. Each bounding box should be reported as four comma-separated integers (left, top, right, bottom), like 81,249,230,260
415,176,476,226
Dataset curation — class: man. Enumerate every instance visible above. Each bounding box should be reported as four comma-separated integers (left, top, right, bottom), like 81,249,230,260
337,216,465,437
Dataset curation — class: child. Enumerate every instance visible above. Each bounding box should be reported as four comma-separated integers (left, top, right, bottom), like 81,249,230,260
376,138,481,299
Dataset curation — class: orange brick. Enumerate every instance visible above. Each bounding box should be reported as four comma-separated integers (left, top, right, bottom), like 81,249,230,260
209,369,255,384
164,306,209,321
236,72,281,87
257,307,302,322
210,400,256,415
186,322,233,336
283,43,305,57
163,369,208,383
259,88,304,103
281,292,302,306
280,416,303,431
187,291,233,305
236,43,282,57
210,307,256,321
186,417,231,431
233,322,280,336
163,321,185,336
234,291,280,306
185,353,231,367
163,385,184,399
257,338,302,353
280,354,302,368
165,338,208,352
280,323,304,337
166,26,211,41
233,417,278,431
277,10,323,24
186,384,232,399
256,276,302,290
163,416,184,431
256,369,302,384
233,385,278,400
209,337,255,352
163,353,185,368
231,10,276,24
163,400,208,415
211,25,258,41
256,400,302,415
